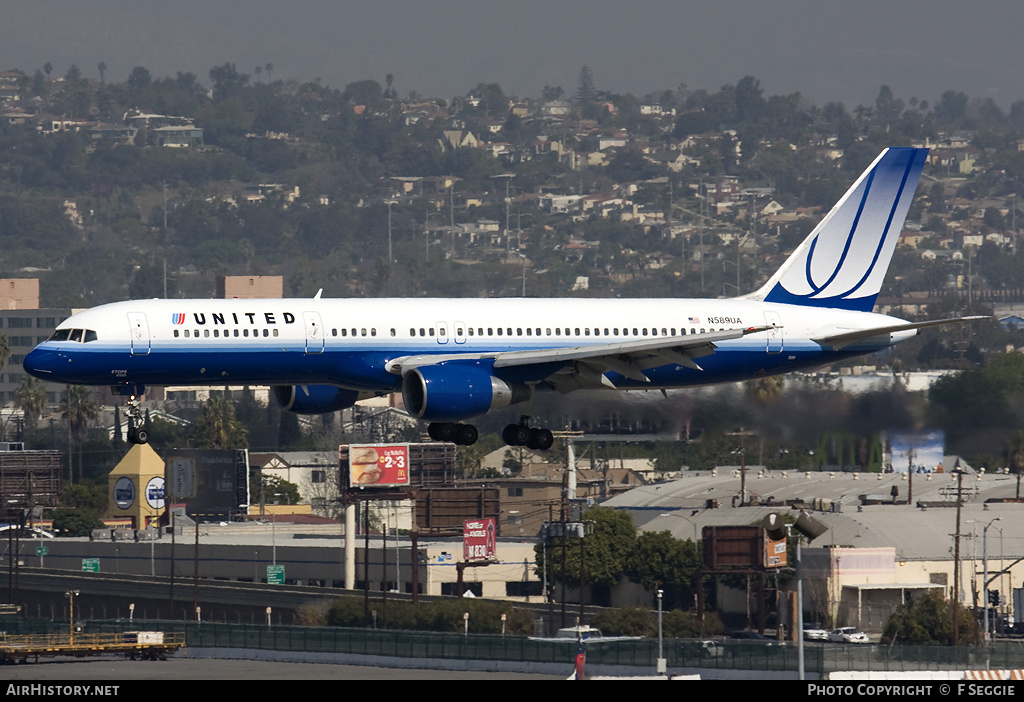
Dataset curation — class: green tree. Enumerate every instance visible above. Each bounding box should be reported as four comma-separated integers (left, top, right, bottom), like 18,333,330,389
535,506,636,606
576,65,596,103
125,65,152,93
60,385,98,483
882,590,981,645
0,333,10,376
208,63,249,102
625,530,702,610
192,395,249,449
60,482,108,512
51,508,104,537
14,375,47,443
257,474,301,505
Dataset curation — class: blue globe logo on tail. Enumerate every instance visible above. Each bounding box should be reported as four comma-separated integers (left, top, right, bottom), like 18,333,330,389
758,148,928,312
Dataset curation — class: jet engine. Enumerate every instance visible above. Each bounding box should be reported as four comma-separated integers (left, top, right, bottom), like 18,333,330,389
272,385,361,414
401,364,530,422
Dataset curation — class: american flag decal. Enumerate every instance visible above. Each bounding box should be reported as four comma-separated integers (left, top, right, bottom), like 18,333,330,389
172,313,186,325
688,316,699,324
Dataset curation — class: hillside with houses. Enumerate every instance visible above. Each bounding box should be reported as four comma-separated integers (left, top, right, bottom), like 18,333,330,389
2,64,1024,371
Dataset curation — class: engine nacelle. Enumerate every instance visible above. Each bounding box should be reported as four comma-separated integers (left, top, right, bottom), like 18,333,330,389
402,364,530,422
272,385,360,414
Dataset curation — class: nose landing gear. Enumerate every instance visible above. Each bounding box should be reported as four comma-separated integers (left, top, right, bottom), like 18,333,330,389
125,394,149,445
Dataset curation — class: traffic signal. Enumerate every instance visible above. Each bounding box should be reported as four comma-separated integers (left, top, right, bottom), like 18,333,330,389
989,589,1000,607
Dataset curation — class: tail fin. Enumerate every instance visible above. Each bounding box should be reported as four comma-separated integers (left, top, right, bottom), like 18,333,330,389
749,147,928,312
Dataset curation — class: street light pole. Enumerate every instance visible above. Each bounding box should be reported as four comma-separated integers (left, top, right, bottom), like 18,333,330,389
656,589,666,675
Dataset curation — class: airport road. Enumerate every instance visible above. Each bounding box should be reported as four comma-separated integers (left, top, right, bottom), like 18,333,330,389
0,655,568,681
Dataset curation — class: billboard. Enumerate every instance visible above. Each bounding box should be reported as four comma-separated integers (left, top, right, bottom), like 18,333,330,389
346,444,410,488
888,430,945,473
463,518,497,562
164,449,249,518
414,488,501,532
702,525,787,570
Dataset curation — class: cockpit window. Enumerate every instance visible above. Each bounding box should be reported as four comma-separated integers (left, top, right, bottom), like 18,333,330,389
47,328,98,343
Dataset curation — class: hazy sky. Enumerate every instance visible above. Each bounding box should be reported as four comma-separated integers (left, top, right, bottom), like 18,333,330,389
5,1,1024,109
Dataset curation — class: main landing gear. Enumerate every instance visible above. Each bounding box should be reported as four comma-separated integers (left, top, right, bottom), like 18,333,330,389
428,422,479,446
427,418,555,451
502,419,554,451
125,394,149,445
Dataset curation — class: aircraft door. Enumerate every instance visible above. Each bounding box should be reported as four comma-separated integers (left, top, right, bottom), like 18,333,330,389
764,311,783,353
436,321,449,345
303,311,325,354
454,321,467,344
128,312,151,355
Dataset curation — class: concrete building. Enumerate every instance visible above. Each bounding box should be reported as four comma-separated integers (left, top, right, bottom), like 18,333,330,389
0,301,75,406
604,466,1024,632
217,276,284,299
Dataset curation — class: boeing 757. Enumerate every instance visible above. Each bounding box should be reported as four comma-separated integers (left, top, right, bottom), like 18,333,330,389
24,147,982,449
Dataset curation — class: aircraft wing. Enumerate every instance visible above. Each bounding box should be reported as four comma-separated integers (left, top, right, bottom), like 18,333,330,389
387,326,772,391
811,316,989,351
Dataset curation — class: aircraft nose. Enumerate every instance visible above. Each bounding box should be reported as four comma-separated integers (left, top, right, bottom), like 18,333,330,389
23,346,62,380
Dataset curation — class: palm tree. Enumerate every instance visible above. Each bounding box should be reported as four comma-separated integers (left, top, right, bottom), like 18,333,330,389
60,385,98,483
193,395,249,449
14,375,46,443
0,333,10,375
1006,429,1024,498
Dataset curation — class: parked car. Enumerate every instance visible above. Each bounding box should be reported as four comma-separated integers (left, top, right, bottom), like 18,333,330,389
828,627,869,643
729,630,784,646
681,638,724,658
803,623,829,641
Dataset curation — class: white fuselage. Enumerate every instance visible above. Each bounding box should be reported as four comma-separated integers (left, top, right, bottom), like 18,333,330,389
24,296,910,395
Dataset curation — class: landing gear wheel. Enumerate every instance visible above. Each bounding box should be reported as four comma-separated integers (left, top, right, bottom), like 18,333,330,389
134,428,149,445
503,423,531,446
428,422,457,442
529,428,554,451
455,424,479,446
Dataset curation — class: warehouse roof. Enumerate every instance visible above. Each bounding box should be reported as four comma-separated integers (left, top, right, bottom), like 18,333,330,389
602,468,1024,562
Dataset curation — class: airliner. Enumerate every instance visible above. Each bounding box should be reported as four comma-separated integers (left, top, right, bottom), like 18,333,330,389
24,147,982,450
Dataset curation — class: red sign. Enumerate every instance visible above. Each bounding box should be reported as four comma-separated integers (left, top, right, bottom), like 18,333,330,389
348,444,410,487
463,518,497,562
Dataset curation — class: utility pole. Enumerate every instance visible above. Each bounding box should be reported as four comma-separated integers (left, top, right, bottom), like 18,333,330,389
907,444,915,506
386,201,394,263
727,428,757,506
952,465,965,646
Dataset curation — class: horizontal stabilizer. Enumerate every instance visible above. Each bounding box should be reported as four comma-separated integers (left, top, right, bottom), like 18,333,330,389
812,316,988,351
